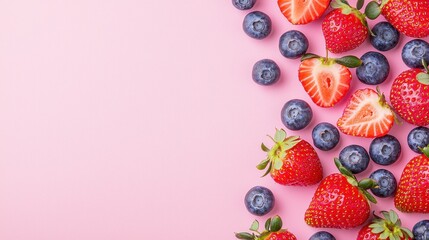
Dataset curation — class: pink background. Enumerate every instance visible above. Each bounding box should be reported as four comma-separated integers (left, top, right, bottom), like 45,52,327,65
0,0,427,239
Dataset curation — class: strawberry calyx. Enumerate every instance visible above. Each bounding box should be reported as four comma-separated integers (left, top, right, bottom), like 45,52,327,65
368,210,413,239
235,216,285,240
331,0,372,35
421,144,429,158
334,158,378,203
417,59,429,85
257,129,301,177
301,53,362,68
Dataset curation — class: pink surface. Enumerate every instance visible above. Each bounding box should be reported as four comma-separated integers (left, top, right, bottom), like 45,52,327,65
0,0,427,239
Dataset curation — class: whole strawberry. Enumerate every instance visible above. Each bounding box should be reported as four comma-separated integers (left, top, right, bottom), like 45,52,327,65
235,216,297,240
322,0,369,53
365,0,429,38
257,129,323,186
305,159,377,229
390,65,429,126
394,144,429,213
356,210,413,240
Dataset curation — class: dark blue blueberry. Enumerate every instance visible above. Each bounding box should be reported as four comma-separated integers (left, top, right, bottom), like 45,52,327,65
339,145,370,174
402,39,429,68
281,99,312,131
407,126,429,154
312,122,340,151
242,11,271,39
413,220,429,240
244,186,275,216
356,51,390,85
232,0,256,10
279,30,309,59
369,169,397,198
309,231,336,240
370,22,400,51
369,135,401,165
252,59,281,85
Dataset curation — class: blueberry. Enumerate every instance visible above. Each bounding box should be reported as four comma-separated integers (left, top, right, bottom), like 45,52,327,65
369,169,397,198
244,186,275,216
252,59,281,85
312,122,340,151
356,51,390,85
232,0,256,10
402,39,429,68
370,22,400,51
279,30,309,59
309,231,336,240
369,135,401,165
413,220,429,240
242,11,271,39
339,145,370,174
281,99,313,131
407,126,429,154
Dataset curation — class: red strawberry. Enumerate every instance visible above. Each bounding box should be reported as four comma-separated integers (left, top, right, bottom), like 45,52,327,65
365,0,429,38
390,68,429,126
278,0,330,25
337,88,395,138
305,159,377,229
235,216,297,240
322,0,369,53
394,144,429,213
356,210,413,240
298,54,362,108
257,129,322,186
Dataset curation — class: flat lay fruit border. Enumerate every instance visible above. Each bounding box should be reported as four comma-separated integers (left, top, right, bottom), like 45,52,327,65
231,0,429,239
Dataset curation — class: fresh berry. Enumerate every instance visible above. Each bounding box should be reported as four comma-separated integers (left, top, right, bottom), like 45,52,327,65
322,0,369,53
337,88,395,138
257,129,322,186
312,122,340,151
277,0,330,25
394,144,429,213
365,0,429,38
339,145,370,174
369,135,401,165
369,169,397,198
232,0,256,10
235,216,297,240
356,210,413,240
356,51,390,85
281,99,313,130
401,39,429,69
305,159,377,229
279,30,308,59
370,21,400,52
252,59,281,85
298,54,362,108
407,126,429,154
390,68,429,126
242,11,272,39
309,231,336,240
413,220,429,240
244,186,275,216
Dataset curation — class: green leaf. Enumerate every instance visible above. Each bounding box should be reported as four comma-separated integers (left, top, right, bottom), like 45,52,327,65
361,189,377,204
274,129,286,142
235,232,255,240
356,0,364,9
261,162,272,177
249,220,259,232
417,72,429,85
256,159,270,170
261,143,270,152
365,1,381,19
334,158,342,169
265,218,271,231
380,230,390,239
370,225,385,234
401,228,414,238
335,56,362,68
301,53,321,61
274,158,283,170
270,216,283,232
358,178,378,189
389,210,398,224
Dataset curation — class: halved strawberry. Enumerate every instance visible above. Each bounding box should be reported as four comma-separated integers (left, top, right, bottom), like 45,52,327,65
278,0,330,25
337,88,395,138
298,54,361,108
